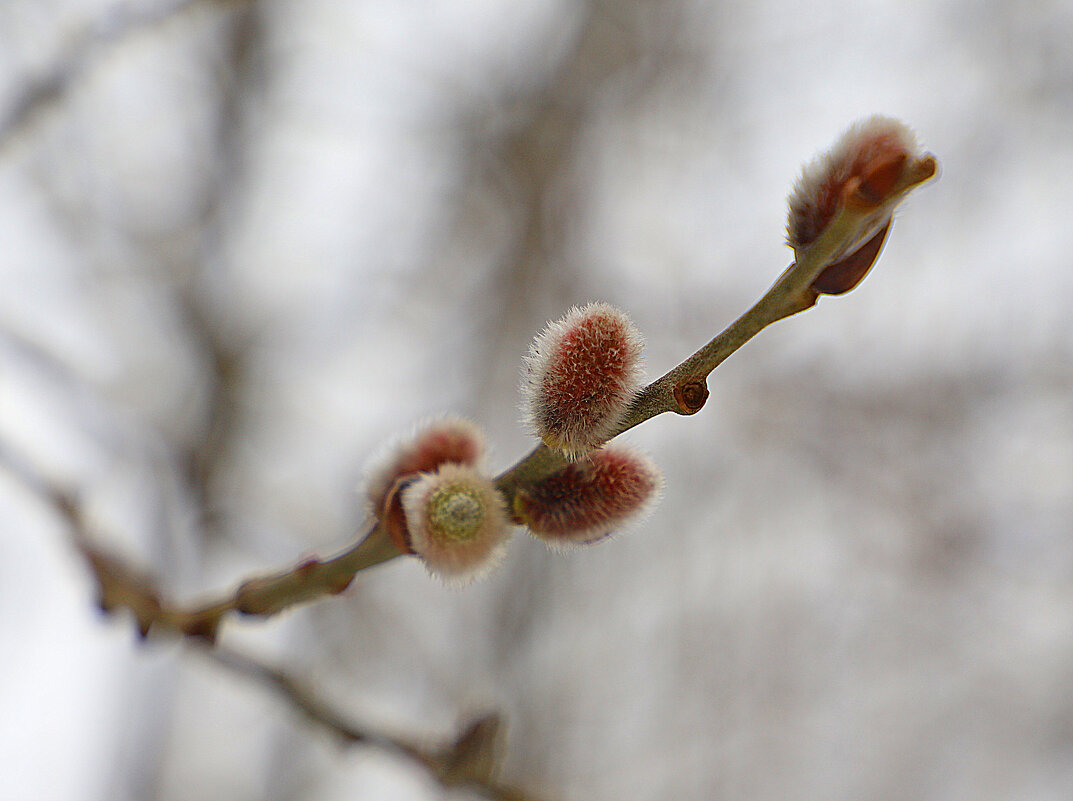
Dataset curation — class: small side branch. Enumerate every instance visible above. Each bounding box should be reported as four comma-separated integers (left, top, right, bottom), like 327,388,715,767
0,0,253,154
202,643,549,800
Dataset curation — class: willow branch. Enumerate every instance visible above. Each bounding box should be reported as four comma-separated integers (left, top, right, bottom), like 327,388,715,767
5,139,934,639
79,509,401,641
19,205,895,640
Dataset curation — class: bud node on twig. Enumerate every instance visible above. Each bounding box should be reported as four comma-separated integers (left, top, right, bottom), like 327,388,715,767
673,378,709,415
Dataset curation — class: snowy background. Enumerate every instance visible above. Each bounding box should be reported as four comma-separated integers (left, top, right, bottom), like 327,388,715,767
2,0,1072,799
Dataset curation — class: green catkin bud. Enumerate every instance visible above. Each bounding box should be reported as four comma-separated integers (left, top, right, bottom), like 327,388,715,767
401,464,511,583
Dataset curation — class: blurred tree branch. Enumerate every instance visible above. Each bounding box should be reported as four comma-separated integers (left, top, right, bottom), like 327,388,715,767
204,645,544,800
459,0,690,408
0,0,253,156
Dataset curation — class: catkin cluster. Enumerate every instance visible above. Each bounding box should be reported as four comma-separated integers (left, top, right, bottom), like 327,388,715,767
364,114,936,584
366,303,661,582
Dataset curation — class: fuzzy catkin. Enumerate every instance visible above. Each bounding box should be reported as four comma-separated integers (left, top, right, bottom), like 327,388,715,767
515,445,663,547
523,302,645,458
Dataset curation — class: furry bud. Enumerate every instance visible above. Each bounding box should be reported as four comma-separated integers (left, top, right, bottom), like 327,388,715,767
514,445,662,546
365,416,485,520
523,302,645,458
787,115,938,294
401,464,511,583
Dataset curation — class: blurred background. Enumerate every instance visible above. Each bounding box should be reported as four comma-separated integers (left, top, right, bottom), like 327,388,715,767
2,0,1072,799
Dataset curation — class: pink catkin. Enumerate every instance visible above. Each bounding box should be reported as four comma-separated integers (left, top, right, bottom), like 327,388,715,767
516,446,663,546
365,417,484,518
525,303,645,457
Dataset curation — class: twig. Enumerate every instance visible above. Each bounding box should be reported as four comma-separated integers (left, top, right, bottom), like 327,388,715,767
494,187,913,502
4,118,934,640
7,160,931,641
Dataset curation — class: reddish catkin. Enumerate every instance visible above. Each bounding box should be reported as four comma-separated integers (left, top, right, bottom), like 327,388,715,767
401,464,511,583
514,445,663,547
365,416,485,520
786,116,937,294
524,302,645,458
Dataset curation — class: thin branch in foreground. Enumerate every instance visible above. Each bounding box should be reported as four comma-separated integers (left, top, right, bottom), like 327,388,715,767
38,179,919,639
